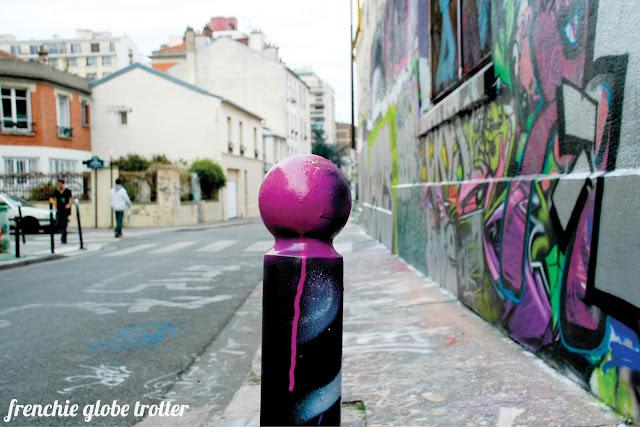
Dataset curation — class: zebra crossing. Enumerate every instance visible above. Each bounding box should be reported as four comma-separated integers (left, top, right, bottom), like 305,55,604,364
105,239,275,257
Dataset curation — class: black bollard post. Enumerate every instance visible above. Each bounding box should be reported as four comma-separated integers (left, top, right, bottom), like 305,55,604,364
18,206,25,244
49,201,55,254
14,217,20,258
259,154,352,426
75,199,84,249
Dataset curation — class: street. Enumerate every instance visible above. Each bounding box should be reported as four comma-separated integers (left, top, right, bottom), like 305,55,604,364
0,221,272,425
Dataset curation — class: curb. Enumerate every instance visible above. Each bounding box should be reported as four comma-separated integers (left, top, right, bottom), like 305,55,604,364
0,254,64,271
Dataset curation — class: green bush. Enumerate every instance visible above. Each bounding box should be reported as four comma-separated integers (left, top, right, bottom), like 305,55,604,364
29,181,56,201
113,154,151,172
150,154,172,165
188,159,226,200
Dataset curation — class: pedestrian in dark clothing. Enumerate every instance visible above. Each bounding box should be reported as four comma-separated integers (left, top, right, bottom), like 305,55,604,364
51,179,73,244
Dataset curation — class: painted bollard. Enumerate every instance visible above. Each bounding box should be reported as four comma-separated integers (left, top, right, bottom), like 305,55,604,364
259,154,352,426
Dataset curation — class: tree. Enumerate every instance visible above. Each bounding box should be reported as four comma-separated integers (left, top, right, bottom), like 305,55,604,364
312,128,326,145
188,159,227,199
312,141,342,168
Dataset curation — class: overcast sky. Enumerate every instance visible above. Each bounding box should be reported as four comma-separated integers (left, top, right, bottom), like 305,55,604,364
1,0,356,123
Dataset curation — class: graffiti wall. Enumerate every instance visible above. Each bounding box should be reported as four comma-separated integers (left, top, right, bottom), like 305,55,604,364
356,0,640,419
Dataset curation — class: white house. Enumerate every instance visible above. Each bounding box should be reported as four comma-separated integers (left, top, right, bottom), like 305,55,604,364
166,30,311,160
89,63,264,219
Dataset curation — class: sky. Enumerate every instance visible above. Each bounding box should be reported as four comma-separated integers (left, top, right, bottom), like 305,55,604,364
1,0,357,123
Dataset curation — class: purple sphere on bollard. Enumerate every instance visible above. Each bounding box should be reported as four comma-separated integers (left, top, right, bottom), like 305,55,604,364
259,154,351,245
259,154,351,426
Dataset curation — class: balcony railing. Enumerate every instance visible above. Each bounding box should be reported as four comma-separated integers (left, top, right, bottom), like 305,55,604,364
57,126,73,138
2,120,33,132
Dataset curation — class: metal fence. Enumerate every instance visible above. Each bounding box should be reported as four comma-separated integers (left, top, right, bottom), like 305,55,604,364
0,172,89,201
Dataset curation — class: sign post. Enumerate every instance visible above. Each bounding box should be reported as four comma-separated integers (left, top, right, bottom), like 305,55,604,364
83,156,104,228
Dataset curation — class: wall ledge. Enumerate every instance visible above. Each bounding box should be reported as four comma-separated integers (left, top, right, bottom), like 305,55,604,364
417,63,495,137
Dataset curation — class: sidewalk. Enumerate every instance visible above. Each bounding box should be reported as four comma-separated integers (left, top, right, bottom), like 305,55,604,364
0,218,258,270
200,223,627,426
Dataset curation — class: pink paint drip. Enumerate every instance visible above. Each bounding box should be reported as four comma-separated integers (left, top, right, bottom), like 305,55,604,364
289,243,307,392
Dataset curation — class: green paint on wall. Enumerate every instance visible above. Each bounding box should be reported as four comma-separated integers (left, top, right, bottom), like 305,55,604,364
366,107,399,253
546,245,563,330
591,354,636,419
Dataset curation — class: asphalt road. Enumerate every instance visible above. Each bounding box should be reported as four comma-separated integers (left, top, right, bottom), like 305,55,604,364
0,222,272,425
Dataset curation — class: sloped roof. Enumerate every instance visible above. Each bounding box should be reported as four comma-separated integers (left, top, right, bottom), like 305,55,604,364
155,42,186,53
0,49,18,59
0,57,90,94
89,62,262,120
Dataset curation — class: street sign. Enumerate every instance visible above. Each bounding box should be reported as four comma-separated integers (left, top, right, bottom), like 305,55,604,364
83,156,104,169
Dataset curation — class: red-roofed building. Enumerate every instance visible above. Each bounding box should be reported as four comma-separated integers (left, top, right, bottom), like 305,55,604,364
0,57,92,175
150,42,186,72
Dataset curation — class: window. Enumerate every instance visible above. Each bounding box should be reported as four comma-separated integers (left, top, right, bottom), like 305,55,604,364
86,73,97,81
430,0,491,99
4,158,39,183
109,42,115,52
119,111,128,125
254,127,258,153
29,45,39,54
90,43,100,53
10,45,21,55
49,58,58,68
1,87,31,132
56,95,71,138
81,100,90,125
102,56,111,65
50,159,77,173
46,43,57,54
86,56,97,66
227,117,232,142
70,43,81,54
68,57,77,66
56,44,67,54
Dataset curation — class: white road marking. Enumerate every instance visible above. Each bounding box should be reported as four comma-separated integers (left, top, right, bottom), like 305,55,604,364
242,240,274,252
104,243,157,257
196,240,236,252
149,241,197,254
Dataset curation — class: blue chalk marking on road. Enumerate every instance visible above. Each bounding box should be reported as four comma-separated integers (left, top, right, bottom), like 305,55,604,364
90,322,186,351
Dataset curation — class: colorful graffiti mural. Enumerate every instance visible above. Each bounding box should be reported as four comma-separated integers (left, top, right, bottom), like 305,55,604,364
357,0,640,420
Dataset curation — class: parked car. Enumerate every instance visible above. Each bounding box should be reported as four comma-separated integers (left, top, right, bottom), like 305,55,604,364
0,193,56,234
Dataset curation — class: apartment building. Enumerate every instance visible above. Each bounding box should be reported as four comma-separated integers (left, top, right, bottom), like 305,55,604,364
0,30,143,81
296,67,336,145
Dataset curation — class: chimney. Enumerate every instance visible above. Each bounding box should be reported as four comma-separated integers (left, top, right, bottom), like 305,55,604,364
248,30,265,53
185,27,196,84
264,45,279,61
37,45,48,64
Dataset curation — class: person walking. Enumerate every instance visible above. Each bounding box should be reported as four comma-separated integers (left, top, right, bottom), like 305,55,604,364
51,179,73,244
110,178,131,238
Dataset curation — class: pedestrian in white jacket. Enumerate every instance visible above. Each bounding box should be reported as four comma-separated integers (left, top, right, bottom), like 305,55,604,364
110,178,131,238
